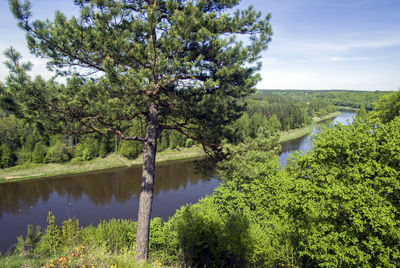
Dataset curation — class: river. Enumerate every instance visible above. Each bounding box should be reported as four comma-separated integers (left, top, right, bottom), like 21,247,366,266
279,111,356,166
0,111,356,253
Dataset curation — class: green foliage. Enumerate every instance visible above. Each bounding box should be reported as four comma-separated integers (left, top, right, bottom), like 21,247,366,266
15,225,42,255
148,217,174,263
0,114,22,150
217,126,280,181
307,99,336,117
8,0,272,157
214,158,299,267
371,91,400,123
32,141,47,163
256,89,389,110
83,219,137,253
98,139,108,158
45,141,71,163
167,198,252,267
80,137,99,161
246,96,312,131
286,118,400,267
35,212,62,256
119,140,141,159
0,143,15,168
168,131,186,149
61,218,80,249
356,104,368,121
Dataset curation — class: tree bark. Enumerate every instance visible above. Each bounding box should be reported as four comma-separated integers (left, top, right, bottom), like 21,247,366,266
135,103,159,263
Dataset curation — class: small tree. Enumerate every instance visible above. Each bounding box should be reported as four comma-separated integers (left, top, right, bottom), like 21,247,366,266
32,141,47,163
0,143,15,168
9,0,272,261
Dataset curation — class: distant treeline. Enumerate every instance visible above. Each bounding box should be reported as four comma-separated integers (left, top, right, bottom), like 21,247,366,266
256,89,390,110
1,87,387,169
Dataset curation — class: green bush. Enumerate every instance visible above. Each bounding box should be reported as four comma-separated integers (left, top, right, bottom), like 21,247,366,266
82,219,136,252
15,225,42,255
82,137,99,160
32,141,47,163
45,141,71,163
286,119,400,267
35,212,62,256
61,218,80,249
119,140,141,159
0,143,15,168
166,198,260,268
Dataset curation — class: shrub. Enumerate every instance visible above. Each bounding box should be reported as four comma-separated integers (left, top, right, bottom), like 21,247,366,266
45,141,71,163
82,219,137,252
61,218,80,249
15,225,42,255
81,137,99,160
35,212,62,256
32,141,47,163
119,140,141,159
0,143,15,168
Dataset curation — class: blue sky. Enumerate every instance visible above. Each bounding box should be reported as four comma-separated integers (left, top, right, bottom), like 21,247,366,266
0,0,399,90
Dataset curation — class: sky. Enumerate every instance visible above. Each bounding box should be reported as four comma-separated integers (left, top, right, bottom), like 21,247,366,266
0,0,399,90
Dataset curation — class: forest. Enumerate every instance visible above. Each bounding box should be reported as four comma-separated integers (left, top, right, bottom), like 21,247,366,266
0,86,343,169
0,87,384,170
255,90,389,110
1,0,400,267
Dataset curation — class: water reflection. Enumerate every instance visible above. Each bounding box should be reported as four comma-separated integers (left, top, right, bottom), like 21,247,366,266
0,160,218,252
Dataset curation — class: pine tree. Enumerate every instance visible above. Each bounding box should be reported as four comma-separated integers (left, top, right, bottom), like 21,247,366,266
9,0,272,261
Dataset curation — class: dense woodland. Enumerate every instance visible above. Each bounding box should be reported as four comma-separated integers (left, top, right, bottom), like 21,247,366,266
0,86,387,170
1,83,343,169
256,90,390,110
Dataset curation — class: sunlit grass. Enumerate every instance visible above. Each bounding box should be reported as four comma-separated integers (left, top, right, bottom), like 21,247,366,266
279,111,341,143
0,146,204,183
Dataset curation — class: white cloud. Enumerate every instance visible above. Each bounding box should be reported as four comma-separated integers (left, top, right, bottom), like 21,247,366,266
327,56,370,62
294,37,400,54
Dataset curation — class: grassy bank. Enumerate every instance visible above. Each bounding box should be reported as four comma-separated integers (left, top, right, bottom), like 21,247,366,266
0,146,204,183
279,111,341,143
336,106,359,111
1,112,342,182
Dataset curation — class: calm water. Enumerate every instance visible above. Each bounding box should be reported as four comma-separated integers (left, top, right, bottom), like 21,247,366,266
279,111,356,166
0,160,218,252
0,111,356,253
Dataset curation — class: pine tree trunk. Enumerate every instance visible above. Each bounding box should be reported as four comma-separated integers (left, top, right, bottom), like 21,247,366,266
135,103,159,263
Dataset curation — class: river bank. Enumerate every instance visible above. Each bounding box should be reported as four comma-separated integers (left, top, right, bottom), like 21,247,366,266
0,146,204,183
1,111,342,182
278,111,342,143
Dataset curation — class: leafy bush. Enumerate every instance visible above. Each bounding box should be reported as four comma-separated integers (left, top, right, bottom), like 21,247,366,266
32,141,47,163
82,219,136,252
35,212,62,256
119,140,141,159
61,218,80,249
286,119,400,267
0,143,16,168
15,225,42,254
45,141,71,163
74,137,100,160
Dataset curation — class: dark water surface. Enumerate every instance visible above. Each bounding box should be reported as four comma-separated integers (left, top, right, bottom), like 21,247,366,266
279,111,356,166
0,160,218,252
0,111,356,253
